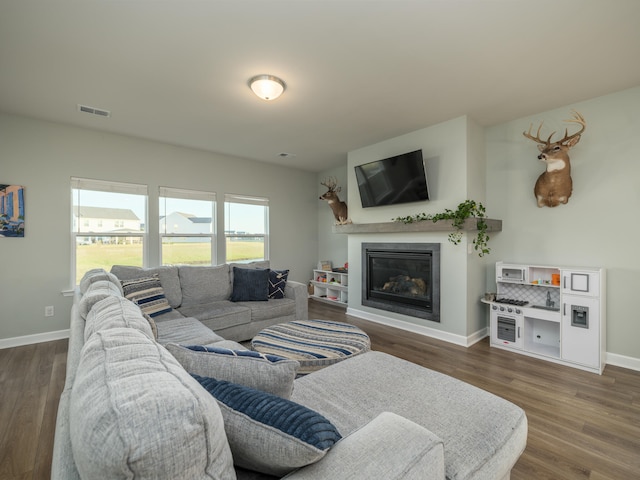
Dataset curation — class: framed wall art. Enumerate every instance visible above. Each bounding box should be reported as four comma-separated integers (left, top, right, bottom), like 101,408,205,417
0,184,25,237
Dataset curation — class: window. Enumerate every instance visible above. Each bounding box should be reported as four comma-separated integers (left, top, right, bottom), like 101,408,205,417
159,187,216,266
224,194,269,263
71,177,147,285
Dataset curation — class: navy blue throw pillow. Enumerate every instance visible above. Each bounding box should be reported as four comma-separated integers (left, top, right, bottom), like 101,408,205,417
268,269,289,299
230,267,269,302
192,374,342,475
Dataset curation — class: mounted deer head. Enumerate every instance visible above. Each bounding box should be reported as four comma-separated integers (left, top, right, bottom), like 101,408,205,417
523,110,586,207
320,177,351,225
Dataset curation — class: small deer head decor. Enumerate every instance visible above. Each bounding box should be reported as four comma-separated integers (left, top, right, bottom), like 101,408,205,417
319,177,351,225
523,110,586,208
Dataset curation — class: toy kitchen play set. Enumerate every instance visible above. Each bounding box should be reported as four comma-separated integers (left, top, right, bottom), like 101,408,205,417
483,262,606,374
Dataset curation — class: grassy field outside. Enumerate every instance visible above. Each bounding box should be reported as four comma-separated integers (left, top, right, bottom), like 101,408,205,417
76,241,264,283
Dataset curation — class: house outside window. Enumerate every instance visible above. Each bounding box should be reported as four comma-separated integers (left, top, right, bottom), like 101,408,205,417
159,187,216,266
71,177,147,284
224,194,269,263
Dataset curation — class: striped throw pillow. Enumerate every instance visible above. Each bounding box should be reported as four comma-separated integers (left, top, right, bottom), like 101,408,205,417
192,374,341,476
121,275,173,318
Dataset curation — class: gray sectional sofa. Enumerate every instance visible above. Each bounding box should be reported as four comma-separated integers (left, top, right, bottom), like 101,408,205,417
110,261,308,341
51,268,527,480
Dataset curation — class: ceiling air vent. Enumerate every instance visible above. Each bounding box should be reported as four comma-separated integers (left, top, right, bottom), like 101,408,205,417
77,104,111,118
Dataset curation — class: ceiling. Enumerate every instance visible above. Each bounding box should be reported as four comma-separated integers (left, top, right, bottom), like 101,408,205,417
1,1,639,173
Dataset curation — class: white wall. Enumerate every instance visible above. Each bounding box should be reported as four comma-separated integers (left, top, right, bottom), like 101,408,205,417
345,116,489,342
0,113,318,343
466,117,489,336
486,86,640,363
5,85,639,363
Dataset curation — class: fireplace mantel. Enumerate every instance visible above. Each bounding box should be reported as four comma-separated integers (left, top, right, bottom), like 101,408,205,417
333,218,502,234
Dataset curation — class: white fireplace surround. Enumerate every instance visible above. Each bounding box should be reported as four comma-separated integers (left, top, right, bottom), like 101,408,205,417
342,115,491,347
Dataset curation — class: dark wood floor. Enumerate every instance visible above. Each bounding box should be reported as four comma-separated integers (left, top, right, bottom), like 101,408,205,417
1,300,639,479
0,338,67,480
308,300,640,480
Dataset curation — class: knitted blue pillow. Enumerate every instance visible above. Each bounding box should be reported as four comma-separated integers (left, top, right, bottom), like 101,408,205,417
193,374,341,476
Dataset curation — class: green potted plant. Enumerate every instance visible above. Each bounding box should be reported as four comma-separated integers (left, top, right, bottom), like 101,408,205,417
393,200,491,257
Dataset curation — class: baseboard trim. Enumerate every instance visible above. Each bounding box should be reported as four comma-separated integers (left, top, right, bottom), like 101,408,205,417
606,352,640,372
0,329,70,350
346,307,488,348
467,326,490,347
347,307,640,372
4,322,638,373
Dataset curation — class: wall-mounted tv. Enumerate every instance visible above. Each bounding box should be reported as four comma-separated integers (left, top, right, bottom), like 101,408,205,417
355,149,429,208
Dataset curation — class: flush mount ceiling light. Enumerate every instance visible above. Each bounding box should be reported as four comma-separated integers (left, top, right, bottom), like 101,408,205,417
249,74,286,101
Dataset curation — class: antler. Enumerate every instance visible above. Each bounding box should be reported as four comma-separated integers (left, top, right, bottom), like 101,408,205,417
523,121,554,146
320,177,340,192
557,110,586,146
523,110,586,146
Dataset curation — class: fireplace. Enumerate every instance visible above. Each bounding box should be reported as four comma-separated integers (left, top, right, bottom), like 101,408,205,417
361,243,440,322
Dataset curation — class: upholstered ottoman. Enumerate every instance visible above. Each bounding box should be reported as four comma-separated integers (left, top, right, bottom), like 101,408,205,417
251,319,371,374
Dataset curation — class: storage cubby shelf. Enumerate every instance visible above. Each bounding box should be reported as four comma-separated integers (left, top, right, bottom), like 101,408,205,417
310,269,348,307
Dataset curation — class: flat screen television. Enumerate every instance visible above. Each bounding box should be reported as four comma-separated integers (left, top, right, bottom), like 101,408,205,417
355,149,429,208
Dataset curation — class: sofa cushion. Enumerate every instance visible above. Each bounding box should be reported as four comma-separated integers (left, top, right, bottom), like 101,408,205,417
229,260,270,281
142,313,158,340
151,308,186,321
84,295,154,342
283,412,445,480
229,261,270,270
291,351,528,480
70,328,236,480
268,269,289,299
111,265,182,308
78,280,123,319
178,301,251,330
206,340,247,350
193,374,341,476
179,264,231,306
120,275,173,318
230,267,269,302
236,298,296,322
155,316,225,345
166,344,299,398
79,268,124,295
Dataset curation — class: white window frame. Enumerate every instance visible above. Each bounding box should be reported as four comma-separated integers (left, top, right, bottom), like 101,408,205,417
71,177,148,286
159,186,217,265
224,193,269,263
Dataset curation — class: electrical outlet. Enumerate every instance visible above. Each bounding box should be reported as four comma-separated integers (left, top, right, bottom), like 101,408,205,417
45,306,54,317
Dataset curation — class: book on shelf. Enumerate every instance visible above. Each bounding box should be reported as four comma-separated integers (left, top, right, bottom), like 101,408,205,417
318,260,332,271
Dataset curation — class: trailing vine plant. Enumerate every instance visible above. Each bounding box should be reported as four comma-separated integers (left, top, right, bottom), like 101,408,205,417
393,200,491,257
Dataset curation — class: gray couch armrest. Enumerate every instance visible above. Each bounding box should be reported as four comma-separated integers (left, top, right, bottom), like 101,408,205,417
283,412,445,480
285,280,308,320
51,390,81,480
52,296,85,480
